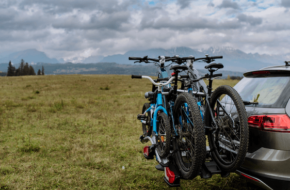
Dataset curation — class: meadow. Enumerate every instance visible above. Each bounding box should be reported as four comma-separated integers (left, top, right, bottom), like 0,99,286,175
0,75,256,189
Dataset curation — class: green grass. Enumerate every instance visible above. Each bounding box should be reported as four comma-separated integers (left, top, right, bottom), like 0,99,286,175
0,75,255,189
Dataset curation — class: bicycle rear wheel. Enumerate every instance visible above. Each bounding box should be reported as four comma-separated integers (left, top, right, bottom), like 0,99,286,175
173,93,206,180
142,103,152,137
206,85,249,172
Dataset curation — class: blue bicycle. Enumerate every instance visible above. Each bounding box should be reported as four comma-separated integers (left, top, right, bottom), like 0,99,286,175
130,56,206,180
132,74,175,162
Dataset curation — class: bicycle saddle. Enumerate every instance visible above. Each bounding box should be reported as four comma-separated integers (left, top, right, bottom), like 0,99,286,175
170,65,188,71
205,63,224,70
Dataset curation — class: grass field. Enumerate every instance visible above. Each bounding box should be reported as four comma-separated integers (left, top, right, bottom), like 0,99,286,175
0,75,255,189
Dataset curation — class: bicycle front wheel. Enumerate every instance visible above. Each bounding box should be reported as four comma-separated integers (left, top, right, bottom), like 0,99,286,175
173,93,206,180
206,85,249,172
156,112,171,158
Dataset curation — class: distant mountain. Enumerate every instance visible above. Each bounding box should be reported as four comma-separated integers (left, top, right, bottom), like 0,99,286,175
8,62,241,78
0,47,288,73
82,55,104,63
100,47,287,72
0,49,59,64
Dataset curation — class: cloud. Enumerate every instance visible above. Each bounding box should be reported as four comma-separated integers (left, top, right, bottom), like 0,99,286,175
237,14,262,26
281,0,290,7
0,0,289,61
218,0,241,10
177,0,192,9
208,1,215,7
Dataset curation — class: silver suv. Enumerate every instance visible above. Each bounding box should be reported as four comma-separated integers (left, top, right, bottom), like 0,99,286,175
233,62,290,190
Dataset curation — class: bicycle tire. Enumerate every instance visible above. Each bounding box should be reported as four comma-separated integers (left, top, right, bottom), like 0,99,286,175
142,103,152,137
206,85,249,172
156,112,171,158
173,93,206,180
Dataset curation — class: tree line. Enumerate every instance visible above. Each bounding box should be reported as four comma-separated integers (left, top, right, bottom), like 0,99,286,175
7,59,44,76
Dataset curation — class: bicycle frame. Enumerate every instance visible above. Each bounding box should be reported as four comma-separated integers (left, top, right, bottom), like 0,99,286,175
179,59,229,131
155,59,194,136
139,76,174,136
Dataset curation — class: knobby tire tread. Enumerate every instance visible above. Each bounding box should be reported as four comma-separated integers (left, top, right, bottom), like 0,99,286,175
173,93,206,180
157,112,171,158
207,85,249,172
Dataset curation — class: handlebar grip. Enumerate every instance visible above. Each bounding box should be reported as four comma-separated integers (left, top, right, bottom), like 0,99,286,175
212,73,223,78
129,57,141,60
131,75,142,79
210,56,223,59
180,75,189,79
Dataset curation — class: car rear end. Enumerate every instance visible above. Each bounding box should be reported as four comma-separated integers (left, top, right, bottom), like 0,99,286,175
233,66,290,190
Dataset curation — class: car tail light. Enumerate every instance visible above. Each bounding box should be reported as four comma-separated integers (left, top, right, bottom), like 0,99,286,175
252,71,270,75
248,114,290,132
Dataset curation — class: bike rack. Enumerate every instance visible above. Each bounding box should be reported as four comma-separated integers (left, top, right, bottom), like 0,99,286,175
140,135,230,187
140,135,170,166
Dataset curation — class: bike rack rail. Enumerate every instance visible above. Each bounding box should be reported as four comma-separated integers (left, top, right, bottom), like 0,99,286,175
140,135,231,187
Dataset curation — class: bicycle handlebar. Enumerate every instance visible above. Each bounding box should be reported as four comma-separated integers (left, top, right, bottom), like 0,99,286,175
210,56,223,59
131,75,142,79
129,55,223,64
128,56,159,63
212,73,223,78
155,78,169,82
131,75,175,86
129,57,142,60
195,55,223,63
190,73,223,82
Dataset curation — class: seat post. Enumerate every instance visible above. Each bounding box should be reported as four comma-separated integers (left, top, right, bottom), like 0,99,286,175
207,70,214,97
174,70,179,94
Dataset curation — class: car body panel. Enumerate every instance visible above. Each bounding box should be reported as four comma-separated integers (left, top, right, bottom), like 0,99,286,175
286,99,290,117
233,64,290,189
242,148,290,177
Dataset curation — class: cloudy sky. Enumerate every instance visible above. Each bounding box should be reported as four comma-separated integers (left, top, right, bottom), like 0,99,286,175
0,0,289,62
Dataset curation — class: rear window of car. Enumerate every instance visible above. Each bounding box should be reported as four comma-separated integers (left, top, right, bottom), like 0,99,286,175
234,76,290,108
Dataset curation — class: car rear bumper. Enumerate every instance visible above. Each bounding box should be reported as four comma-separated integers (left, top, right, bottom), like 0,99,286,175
238,147,290,190
237,168,290,190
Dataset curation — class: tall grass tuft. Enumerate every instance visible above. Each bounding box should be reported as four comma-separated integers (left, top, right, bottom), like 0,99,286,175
100,85,110,90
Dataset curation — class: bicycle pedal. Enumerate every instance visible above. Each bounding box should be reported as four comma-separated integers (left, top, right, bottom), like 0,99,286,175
137,114,147,121
155,164,164,171
139,135,144,142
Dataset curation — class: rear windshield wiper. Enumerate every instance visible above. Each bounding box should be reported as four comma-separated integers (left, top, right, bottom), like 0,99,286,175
243,101,258,105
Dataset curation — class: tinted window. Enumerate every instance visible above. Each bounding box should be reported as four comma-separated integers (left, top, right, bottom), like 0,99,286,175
234,77,290,108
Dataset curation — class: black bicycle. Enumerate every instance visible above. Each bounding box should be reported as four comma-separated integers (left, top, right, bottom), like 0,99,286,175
170,55,249,172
